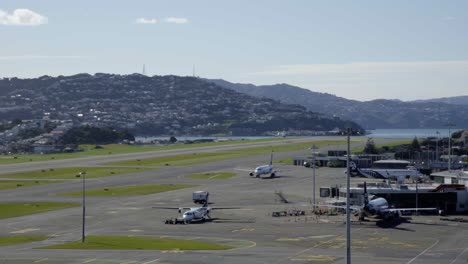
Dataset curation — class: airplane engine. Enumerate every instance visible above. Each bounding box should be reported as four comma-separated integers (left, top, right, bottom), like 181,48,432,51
249,172,254,176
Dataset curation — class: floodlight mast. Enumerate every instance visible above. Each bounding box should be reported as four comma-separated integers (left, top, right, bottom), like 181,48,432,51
81,171,86,243
346,128,351,264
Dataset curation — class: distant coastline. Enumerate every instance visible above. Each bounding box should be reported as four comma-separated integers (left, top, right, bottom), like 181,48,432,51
135,128,466,142
368,128,465,138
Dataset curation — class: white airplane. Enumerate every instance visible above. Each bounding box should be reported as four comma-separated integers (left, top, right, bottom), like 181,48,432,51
153,198,239,224
237,152,278,178
318,182,437,221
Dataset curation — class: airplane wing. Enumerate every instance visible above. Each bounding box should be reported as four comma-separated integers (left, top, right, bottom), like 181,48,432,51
273,168,292,173
209,207,242,210
152,206,191,210
381,207,438,212
313,204,362,211
234,168,253,172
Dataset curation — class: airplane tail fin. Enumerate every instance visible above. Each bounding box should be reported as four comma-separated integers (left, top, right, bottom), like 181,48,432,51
203,193,210,207
348,161,359,176
363,181,369,206
270,151,274,165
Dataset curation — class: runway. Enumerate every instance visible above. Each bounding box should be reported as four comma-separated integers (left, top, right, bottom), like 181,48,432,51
1,137,467,264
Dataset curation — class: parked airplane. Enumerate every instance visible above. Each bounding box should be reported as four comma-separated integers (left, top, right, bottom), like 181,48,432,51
236,152,279,178
153,197,239,224
318,182,437,221
347,160,423,183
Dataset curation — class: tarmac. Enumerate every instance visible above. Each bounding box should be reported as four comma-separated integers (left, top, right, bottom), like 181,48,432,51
1,137,468,264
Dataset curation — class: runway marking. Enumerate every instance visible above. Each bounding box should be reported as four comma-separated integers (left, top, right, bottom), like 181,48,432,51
34,258,49,263
449,247,468,264
129,229,143,232
406,239,439,264
308,235,336,239
162,250,184,253
232,228,255,232
142,259,159,264
10,228,40,234
290,255,337,262
83,259,96,263
277,238,301,241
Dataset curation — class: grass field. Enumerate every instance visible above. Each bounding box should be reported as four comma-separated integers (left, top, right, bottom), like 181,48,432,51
0,202,79,219
352,139,412,153
109,139,354,166
0,236,48,247
274,157,294,165
0,180,61,190
59,184,197,196
0,167,149,180
42,235,233,250
0,138,291,165
188,172,236,179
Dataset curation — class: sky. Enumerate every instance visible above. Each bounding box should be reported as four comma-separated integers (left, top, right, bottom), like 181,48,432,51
1,0,467,101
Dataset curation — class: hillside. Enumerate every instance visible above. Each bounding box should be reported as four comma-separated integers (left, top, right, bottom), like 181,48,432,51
0,74,362,136
411,96,468,106
208,79,468,129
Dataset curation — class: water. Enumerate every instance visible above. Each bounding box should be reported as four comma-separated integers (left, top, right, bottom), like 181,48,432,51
135,128,467,142
368,128,465,138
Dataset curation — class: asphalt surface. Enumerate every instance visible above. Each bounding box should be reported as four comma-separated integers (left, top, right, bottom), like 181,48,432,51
1,137,468,264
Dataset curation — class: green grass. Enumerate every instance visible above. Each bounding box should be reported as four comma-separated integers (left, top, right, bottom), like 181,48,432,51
0,138,291,165
0,167,149,180
0,236,48,247
109,139,354,166
274,157,294,165
59,184,197,196
188,172,236,179
42,235,233,250
0,180,61,190
0,202,79,219
352,140,412,153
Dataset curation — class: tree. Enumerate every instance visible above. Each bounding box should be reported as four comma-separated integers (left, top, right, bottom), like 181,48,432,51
363,138,378,154
169,136,177,143
410,137,421,152
60,126,134,145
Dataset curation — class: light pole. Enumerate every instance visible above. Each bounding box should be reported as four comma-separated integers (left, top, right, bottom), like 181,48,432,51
81,171,86,243
436,131,439,162
415,180,419,216
447,124,455,171
346,128,351,264
311,144,318,209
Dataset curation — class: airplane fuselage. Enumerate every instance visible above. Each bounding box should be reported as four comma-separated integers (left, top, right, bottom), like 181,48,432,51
181,207,211,222
362,197,388,216
251,164,274,177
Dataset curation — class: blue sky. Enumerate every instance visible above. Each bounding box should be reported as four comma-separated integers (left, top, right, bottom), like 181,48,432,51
1,0,467,101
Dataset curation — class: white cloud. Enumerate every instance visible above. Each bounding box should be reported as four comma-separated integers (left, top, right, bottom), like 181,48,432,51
0,8,47,26
0,55,87,60
135,17,158,24
164,17,188,24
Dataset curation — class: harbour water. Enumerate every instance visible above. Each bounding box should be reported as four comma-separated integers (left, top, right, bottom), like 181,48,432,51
368,128,465,139
136,128,466,142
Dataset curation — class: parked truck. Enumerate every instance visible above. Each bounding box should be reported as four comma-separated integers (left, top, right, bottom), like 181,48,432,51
192,191,209,204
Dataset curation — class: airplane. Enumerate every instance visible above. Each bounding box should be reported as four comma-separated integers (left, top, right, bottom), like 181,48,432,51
317,182,437,222
153,197,239,224
346,160,424,183
236,151,279,178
